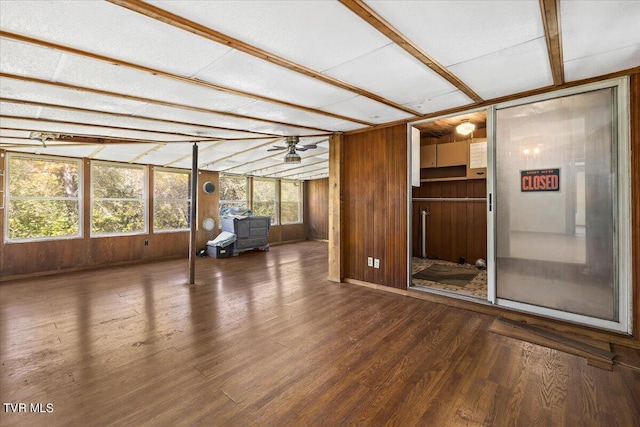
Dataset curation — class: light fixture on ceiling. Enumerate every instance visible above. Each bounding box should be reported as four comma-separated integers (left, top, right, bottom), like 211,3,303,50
284,145,301,164
456,119,475,136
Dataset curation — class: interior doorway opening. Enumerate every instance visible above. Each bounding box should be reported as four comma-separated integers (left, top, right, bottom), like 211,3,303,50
410,110,488,299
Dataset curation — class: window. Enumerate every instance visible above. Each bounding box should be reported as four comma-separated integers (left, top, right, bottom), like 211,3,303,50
219,174,248,212
252,178,277,225
6,154,81,241
91,162,146,235
280,180,302,224
153,169,190,231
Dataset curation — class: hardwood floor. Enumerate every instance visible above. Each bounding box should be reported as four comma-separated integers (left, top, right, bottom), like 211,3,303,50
1,241,638,426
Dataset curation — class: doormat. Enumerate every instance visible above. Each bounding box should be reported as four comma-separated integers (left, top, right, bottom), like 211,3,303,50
412,264,479,287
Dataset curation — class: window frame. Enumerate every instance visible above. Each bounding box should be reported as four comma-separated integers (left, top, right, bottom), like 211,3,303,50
4,153,83,243
90,160,148,237
152,167,191,233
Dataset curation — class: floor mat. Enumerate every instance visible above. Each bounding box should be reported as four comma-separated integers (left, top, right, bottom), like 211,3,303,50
412,264,479,286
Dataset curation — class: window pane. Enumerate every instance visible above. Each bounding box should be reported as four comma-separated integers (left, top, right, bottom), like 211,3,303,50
252,179,277,224
92,163,146,235
495,88,616,320
92,200,145,234
280,202,300,224
154,170,190,231
8,200,79,239
219,175,247,205
154,201,190,230
7,156,81,241
281,181,301,223
154,170,189,199
93,164,144,198
9,157,79,198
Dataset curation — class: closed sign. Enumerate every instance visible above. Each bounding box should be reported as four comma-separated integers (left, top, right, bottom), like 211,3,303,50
521,169,560,192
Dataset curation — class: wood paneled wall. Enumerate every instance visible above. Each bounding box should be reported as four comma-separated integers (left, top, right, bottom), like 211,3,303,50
304,178,329,240
412,180,487,264
342,125,408,289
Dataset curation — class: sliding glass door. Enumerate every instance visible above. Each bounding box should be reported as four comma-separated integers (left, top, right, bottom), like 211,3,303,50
490,79,631,332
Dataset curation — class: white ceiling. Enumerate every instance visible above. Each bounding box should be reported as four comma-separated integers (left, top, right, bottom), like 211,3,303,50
1,0,638,180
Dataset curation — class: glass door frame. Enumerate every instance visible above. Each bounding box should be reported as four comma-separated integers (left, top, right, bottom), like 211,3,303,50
487,77,632,334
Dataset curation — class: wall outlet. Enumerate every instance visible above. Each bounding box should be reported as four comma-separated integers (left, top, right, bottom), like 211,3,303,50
374,258,380,269
367,257,373,267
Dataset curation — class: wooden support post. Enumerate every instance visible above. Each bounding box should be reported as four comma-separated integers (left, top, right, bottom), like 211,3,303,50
328,133,343,282
189,143,198,285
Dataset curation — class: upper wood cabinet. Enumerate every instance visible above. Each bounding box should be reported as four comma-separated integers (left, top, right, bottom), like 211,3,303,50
420,145,436,168
436,141,467,167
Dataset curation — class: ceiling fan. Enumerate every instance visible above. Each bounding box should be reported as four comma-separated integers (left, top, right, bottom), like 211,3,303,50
267,136,317,164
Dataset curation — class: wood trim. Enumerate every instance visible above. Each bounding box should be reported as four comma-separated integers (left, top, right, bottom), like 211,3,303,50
0,72,332,133
328,133,343,282
339,0,482,103
630,74,639,345
0,98,279,138
539,0,565,86
107,0,421,117
0,30,373,127
345,67,640,136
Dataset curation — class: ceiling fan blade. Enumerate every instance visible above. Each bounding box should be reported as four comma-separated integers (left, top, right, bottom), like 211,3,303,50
295,147,307,151
267,146,287,151
300,144,318,149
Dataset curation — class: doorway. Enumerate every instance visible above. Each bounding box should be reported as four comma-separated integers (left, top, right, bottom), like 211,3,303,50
410,110,488,299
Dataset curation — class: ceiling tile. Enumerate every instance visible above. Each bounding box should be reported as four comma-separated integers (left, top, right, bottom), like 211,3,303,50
56,55,257,113
0,0,232,76
325,44,461,107
448,38,552,100
366,0,544,67
0,38,63,80
149,0,391,71
561,0,640,81
0,77,149,114
193,50,357,109
564,44,640,82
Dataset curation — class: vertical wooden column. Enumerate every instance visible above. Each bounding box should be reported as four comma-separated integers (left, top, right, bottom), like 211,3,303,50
328,133,343,282
189,143,198,285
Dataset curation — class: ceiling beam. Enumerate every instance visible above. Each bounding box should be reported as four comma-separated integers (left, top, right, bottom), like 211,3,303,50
0,30,373,127
107,0,422,117
339,0,483,103
277,164,328,179
539,0,565,86
201,138,283,169
0,126,195,145
262,158,328,177
0,98,280,138
0,72,332,134
0,114,223,142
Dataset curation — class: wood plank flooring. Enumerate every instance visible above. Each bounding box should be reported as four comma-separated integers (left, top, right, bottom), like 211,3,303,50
1,241,638,426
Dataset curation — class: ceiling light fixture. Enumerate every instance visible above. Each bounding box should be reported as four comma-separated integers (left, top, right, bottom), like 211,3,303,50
284,146,301,164
456,119,475,136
